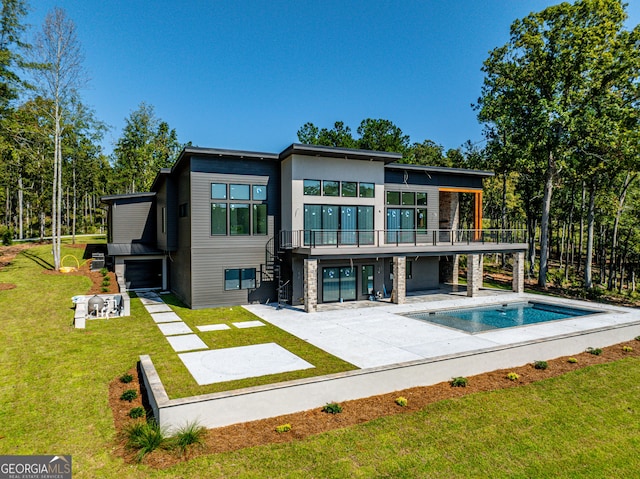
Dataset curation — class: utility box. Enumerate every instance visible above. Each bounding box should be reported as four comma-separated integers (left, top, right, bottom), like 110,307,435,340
91,253,105,271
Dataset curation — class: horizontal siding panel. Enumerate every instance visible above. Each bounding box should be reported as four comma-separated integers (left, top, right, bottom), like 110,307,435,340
112,201,155,244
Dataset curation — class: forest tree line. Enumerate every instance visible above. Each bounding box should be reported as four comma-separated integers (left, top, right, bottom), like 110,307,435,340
1,0,638,292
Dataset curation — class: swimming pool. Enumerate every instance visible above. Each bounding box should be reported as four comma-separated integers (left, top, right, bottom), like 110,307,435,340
406,301,601,333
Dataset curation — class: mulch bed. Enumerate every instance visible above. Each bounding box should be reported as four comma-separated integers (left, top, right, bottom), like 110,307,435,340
110,339,640,468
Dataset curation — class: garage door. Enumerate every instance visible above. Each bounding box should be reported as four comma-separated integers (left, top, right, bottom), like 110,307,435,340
125,259,162,289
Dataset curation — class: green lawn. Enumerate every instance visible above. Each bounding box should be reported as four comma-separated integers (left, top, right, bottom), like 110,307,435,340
1,244,639,478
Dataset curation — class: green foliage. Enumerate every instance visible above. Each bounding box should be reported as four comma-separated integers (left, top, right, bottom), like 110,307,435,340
534,361,548,370
506,372,519,381
395,397,408,407
169,421,206,455
128,407,145,419
622,346,633,353
275,424,292,433
1,227,13,246
101,286,109,292
568,357,578,364
450,377,468,387
586,347,603,356
120,389,138,402
100,268,108,276
635,336,640,341
119,373,133,384
322,402,343,414
124,420,167,462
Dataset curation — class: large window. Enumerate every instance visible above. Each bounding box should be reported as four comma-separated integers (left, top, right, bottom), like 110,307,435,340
303,179,321,196
304,204,374,246
210,182,268,236
386,190,429,243
359,183,374,198
224,268,256,290
304,180,376,198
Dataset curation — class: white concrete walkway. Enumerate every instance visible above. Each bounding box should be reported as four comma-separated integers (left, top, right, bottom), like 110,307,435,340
245,292,640,369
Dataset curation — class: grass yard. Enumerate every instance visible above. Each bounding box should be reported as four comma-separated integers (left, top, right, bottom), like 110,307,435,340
1,244,639,478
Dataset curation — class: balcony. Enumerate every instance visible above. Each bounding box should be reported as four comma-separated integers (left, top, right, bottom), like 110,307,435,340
279,229,527,256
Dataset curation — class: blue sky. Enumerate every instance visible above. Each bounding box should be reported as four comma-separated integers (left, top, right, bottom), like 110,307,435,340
27,1,640,156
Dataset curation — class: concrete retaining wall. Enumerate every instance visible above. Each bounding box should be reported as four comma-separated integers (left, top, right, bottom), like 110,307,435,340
140,319,640,432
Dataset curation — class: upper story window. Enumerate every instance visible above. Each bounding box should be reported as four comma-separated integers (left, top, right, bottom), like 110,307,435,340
304,179,321,196
211,182,267,236
359,183,374,198
341,182,357,197
230,184,250,200
323,180,340,196
211,183,227,199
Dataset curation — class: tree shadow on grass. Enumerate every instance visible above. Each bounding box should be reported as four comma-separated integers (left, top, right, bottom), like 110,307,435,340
21,250,54,270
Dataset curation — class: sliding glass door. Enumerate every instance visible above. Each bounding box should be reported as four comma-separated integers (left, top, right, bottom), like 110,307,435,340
322,267,356,302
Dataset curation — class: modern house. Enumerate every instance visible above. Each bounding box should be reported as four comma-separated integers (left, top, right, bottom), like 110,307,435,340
102,143,528,312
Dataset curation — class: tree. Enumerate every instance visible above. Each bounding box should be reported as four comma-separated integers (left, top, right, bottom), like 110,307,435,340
112,102,181,193
32,7,85,270
356,118,409,154
476,0,638,288
296,121,356,148
0,0,29,118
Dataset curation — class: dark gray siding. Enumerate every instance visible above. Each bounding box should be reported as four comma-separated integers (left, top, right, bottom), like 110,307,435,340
190,168,277,308
170,164,192,306
110,198,156,245
385,169,484,189
156,176,178,251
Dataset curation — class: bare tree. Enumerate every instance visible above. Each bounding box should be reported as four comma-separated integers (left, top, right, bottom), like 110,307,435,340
32,7,85,270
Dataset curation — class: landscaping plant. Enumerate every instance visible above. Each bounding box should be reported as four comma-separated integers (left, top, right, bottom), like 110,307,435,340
275,424,292,433
120,373,134,384
586,347,602,356
129,407,146,419
322,402,343,414
120,389,138,402
534,361,548,370
170,421,207,455
450,377,468,387
124,420,167,462
395,397,408,407
567,357,578,364
506,372,519,381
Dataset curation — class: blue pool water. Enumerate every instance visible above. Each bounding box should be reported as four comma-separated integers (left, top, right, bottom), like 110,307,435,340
407,301,599,333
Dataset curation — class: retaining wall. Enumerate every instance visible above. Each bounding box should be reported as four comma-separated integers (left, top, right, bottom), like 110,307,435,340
140,319,640,432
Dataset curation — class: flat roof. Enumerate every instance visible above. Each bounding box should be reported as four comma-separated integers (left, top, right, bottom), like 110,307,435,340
279,143,402,163
101,192,156,203
107,243,163,256
385,163,494,178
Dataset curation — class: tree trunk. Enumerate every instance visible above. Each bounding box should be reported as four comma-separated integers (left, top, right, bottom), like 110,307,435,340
577,182,585,273
538,151,556,288
607,172,635,290
72,166,76,244
18,174,23,240
584,183,596,289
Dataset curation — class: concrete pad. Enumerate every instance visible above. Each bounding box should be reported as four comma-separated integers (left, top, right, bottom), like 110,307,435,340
197,324,231,332
178,343,314,385
232,320,265,329
151,312,183,323
166,334,208,352
145,304,173,313
139,294,163,305
157,322,192,336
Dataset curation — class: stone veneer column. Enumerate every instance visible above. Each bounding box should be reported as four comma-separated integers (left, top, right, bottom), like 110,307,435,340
467,254,483,297
303,259,318,313
439,255,460,286
392,256,406,304
512,251,525,294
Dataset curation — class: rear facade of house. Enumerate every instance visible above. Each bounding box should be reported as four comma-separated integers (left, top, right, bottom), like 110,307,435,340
103,143,527,312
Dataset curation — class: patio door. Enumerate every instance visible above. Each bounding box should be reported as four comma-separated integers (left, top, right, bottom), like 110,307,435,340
322,267,356,303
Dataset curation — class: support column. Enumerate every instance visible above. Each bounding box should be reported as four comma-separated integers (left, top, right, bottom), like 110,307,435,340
392,256,406,304
467,254,483,297
512,251,525,294
303,259,318,313
439,254,459,286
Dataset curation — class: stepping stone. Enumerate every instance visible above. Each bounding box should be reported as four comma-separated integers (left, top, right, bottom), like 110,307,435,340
157,322,192,336
139,296,164,306
178,343,314,385
232,320,265,329
166,334,208,352
197,324,231,332
145,304,173,313
151,312,182,323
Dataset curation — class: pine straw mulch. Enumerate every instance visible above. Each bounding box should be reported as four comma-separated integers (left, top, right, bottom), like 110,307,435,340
109,339,640,468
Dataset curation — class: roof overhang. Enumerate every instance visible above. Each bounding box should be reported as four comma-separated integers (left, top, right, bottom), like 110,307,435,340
279,143,402,164
385,163,494,178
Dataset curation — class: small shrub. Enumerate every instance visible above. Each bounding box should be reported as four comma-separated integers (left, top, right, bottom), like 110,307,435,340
534,360,548,370
170,421,207,455
635,336,640,341
120,373,134,384
450,377,468,387
101,286,109,292
125,420,167,462
395,397,408,407
567,357,578,364
322,402,343,414
120,389,138,402
622,346,633,353
102,278,111,286
586,347,602,356
506,372,519,381
100,267,108,276
1,227,13,246
129,407,146,419
275,424,292,433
